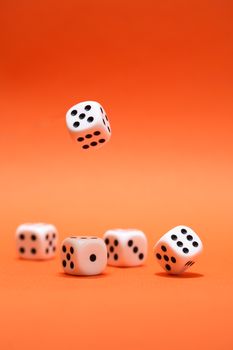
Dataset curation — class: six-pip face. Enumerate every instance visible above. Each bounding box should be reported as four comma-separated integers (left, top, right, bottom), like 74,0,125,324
66,101,111,150
153,225,203,274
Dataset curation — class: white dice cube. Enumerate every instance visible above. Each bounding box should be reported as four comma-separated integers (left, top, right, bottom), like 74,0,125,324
66,101,111,150
16,223,58,260
103,229,148,267
60,236,107,276
153,225,203,274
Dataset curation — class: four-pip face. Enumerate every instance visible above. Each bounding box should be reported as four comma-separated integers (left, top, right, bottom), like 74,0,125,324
60,236,107,276
66,101,111,150
153,225,203,274
15,224,203,275
16,223,58,260
103,229,148,267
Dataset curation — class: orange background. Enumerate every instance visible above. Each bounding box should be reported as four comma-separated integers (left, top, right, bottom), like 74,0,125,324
1,0,233,349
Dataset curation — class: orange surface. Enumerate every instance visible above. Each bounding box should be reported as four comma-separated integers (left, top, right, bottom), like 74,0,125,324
1,1,233,349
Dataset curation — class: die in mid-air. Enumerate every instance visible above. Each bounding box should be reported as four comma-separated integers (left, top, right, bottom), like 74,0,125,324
153,225,203,274
66,101,111,150
103,229,148,267
61,236,107,276
16,223,58,260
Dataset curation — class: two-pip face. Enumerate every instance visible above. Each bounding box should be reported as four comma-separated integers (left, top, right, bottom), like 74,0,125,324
66,101,111,150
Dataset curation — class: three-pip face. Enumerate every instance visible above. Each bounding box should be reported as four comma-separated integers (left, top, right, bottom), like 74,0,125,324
16,223,58,260
16,222,203,275
103,229,148,267
60,236,107,276
153,225,203,274
66,101,111,150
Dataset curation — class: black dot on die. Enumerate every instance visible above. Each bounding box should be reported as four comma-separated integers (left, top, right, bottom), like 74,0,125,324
105,238,109,245
19,234,25,240
165,264,171,271
108,127,111,133
114,240,118,246
193,241,199,247
133,246,138,253
183,248,189,254
79,113,86,119
45,234,49,240
66,253,71,261
156,253,162,260
110,246,114,253
161,245,167,252
139,253,144,260
52,233,56,239
100,107,103,113
171,235,177,241
90,254,96,262
31,248,36,254
31,234,37,241
84,105,91,111
181,228,187,234
85,134,92,139
171,257,176,263
49,241,53,246
53,247,56,252
107,252,110,258
45,248,49,254
90,141,98,147
62,260,66,267
105,115,109,121
19,247,25,254
82,145,89,149
70,262,74,269
99,139,106,143
128,240,133,247
187,235,193,241
164,255,169,261
62,245,66,253
71,110,77,116
94,131,101,136
70,247,74,254
177,241,183,247
87,116,94,123
77,137,84,142
102,119,106,125
114,254,118,260
73,121,80,128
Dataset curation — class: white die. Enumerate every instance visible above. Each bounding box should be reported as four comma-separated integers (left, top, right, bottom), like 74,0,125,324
60,236,107,276
153,225,203,274
16,223,58,260
66,101,111,150
103,229,148,267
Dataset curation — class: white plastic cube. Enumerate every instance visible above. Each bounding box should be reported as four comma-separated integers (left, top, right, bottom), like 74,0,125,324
60,236,107,276
16,223,58,260
153,225,203,274
66,101,111,150
103,229,148,267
